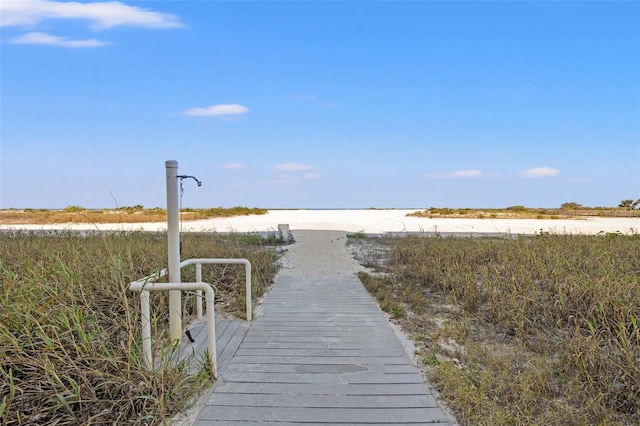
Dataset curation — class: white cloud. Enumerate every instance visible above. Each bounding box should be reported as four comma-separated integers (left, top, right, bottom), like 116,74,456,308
263,178,299,186
182,104,249,117
222,162,248,170
450,169,483,178
274,163,315,172
521,167,560,178
303,172,321,180
426,169,484,179
10,32,107,47
0,0,183,29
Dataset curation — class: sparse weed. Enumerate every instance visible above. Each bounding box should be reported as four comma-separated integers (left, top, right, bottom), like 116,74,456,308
423,353,440,366
347,231,367,239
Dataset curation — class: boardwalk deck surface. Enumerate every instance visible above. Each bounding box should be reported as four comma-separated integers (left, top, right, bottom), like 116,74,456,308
187,231,456,425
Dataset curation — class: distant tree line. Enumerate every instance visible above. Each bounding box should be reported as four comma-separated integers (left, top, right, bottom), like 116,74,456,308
560,200,640,210
617,199,640,210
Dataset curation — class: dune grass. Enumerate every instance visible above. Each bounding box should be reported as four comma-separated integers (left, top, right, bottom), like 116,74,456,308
355,232,639,425
0,206,268,225
0,230,279,425
408,206,640,219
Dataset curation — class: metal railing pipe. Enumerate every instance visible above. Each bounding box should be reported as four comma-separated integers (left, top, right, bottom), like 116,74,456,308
140,290,152,370
195,263,203,320
179,258,252,321
130,281,217,377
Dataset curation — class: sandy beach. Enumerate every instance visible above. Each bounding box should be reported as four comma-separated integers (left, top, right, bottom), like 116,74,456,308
1,209,637,235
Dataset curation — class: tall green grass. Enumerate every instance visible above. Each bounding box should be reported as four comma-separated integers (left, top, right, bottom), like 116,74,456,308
0,230,278,425
358,233,639,425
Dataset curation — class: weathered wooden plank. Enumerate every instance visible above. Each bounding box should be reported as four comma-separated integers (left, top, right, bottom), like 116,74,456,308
216,321,249,368
245,326,398,333
193,423,451,426
250,318,390,324
206,393,440,409
242,330,397,338
239,341,396,350
218,371,425,384
221,362,419,374
234,348,406,357
241,336,396,344
210,381,435,395
195,405,450,423
193,422,451,426
227,355,412,365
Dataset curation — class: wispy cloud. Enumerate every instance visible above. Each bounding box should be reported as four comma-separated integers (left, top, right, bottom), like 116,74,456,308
10,32,107,47
263,177,300,186
521,167,559,178
222,162,248,170
262,163,321,186
426,169,484,179
182,104,249,117
274,163,315,172
0,0,183,29
303,172,321,179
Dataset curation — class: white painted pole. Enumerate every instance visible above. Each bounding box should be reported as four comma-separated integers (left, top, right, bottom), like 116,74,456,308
245,262,252,321
196,263,203,320
141,290,152,369
166,160,182,341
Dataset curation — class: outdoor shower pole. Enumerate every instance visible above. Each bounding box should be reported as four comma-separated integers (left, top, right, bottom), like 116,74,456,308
166,160,182,341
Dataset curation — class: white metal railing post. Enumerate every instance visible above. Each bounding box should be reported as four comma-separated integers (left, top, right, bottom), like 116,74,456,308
181,258,252,321
130,257,252,375
196,262,203,320
245,262,252,321
166,160,182,341
203,284,217,376
140,290,152,369
131,281,218,377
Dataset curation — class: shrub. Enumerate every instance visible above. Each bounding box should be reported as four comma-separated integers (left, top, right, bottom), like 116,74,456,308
62,205,85,213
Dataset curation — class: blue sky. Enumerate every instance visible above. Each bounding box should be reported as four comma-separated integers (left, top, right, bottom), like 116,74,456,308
1,0,639,209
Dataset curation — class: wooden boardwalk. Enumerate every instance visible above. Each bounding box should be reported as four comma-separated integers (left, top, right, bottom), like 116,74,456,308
184,231,455,425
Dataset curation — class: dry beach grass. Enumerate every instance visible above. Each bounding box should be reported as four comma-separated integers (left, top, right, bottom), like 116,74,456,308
0,206,267,225
0,231,279,425
353,232,640,425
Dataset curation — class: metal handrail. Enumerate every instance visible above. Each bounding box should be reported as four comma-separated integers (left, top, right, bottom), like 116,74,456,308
129,258,252,376
179,258,252,321
129,281,217,377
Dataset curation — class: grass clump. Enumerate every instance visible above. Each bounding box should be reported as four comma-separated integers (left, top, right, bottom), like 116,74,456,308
357,233,639,425
0,230,279,424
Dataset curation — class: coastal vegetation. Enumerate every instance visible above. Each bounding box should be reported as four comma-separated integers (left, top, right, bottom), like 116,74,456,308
0,206,267,225
354,232,640,425
408,200,640,219
0,231,280,425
